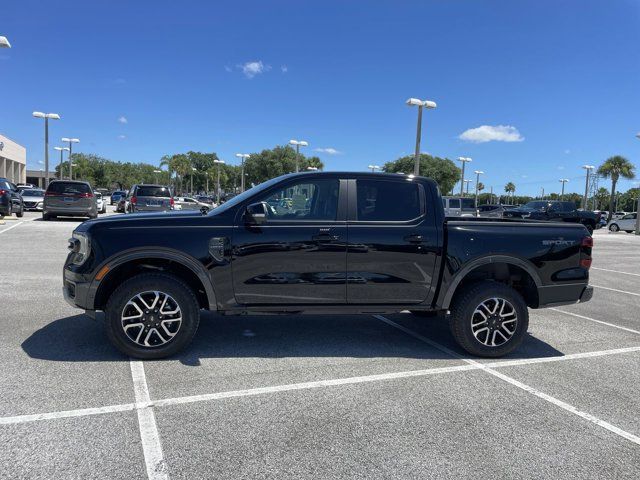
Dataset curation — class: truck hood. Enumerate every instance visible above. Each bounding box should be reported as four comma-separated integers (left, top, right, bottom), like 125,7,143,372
74,209,215,233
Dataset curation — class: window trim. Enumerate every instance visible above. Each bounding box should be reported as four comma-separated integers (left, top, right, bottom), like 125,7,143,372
348,178,426,224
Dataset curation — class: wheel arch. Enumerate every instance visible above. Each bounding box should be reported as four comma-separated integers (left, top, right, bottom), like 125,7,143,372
91,248,217,311
441,255,541,310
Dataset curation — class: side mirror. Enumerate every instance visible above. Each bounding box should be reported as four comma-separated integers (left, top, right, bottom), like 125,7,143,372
246,202,268,224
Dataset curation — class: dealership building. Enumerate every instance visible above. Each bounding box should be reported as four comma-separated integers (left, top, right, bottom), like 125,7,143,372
0,134,26,184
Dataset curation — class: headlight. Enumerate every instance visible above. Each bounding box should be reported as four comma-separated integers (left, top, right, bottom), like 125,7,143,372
68,232,91,265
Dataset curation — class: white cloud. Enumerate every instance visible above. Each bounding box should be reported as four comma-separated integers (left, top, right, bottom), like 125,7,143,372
564,149,571,154
281,65,288,73
459,125,524,143
314,147,342,155
118,116,128,124
238,60,271,78
224,65,232,72
117,134,126,140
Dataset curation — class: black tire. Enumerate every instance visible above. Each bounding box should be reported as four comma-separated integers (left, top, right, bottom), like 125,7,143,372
105,273,200,359
16,204,24,218
42,212,50,221
625,230,634,234
449,281,529,358
609,223,619,232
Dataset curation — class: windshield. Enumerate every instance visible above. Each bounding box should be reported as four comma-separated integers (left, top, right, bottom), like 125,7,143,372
522,201,548,210
47,182,91,195
21,189,45,197
211,175,291,215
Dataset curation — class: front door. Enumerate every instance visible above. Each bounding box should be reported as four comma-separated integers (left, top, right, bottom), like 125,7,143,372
232,177,347,304
346,177,438,304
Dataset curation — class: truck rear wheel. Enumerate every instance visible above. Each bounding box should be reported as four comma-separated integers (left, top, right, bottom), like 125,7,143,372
449,281,528,357
105,273,200,359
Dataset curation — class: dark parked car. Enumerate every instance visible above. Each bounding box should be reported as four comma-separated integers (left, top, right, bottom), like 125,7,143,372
502,200,600,234
43,180,97,221
63,172,593,359
110,190,127,205
126,184,174,213
0,178,24,217
477,204,505,218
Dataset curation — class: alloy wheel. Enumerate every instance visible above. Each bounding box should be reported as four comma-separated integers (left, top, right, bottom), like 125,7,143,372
121,291,182,347
471,297,518,347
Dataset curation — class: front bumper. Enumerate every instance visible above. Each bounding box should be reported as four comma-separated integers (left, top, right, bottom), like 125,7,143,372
537,283,593,308
63,268,94,311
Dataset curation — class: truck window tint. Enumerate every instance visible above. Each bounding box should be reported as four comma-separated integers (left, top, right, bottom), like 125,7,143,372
461,198,475,210
260,179,339,221
448,198,460,208
357,179,421,221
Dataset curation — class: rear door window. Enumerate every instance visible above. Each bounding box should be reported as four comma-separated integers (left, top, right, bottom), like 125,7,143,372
356,179,422,221
448,198,460,209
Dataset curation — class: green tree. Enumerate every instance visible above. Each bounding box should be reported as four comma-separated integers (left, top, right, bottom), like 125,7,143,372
618,187,640,212
594,187,610,210
243,145,324,186
597,155,636,222
382,154,460,194
504,182,516,204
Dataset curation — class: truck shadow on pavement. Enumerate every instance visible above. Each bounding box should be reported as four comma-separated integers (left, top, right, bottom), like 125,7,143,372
21,312,563,366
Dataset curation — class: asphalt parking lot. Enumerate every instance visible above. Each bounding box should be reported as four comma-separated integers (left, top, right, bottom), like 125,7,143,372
1,212,640,479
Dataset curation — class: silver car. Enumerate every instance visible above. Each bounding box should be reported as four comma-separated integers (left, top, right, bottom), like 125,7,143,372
21,188,45,211
127,184,173,213
43,180,97,221
174,196,210,212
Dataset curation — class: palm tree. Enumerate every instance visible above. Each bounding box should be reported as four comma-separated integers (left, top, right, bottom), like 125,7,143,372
504,182,516,205
597,156,635,222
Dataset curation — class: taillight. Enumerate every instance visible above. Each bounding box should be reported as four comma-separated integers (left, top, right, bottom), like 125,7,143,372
581,236,593,248
580,258,592,269
80,192,94,198
131,196,137,204
44,191,58,196
580,235,593,270
169,197,175,206
0,189,6,195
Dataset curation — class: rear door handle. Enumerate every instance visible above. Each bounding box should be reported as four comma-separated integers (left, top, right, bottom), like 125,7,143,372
404,234,424,244
312,233,339,242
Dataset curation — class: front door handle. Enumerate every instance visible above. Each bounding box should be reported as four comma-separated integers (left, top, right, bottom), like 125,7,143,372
404,234,424,244
312,233,339,242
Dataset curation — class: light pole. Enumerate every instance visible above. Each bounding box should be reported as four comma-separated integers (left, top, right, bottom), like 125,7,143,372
190,167,197,194
368,165,380,172
153,169,162,184
61,137,79,180
490,186,494,204
559,178,569,200
0,36,11,48
473,170,484,209
33,112,60,188
70,163,78,180
464,179,472,196
214,159,224,203
406,98,437,176
457,157,472,196
581,165,595,209
53,146,69,179
635,134,640,235
540,187,545,200
235,154,250,192
288,140,308,173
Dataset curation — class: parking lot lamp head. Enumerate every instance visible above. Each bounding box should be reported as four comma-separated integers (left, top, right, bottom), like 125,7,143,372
406,98,437,176
0,36,11,48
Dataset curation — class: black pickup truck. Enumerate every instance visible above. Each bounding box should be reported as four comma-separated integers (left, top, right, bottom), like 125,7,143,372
63,172,593,359
502,200,600,234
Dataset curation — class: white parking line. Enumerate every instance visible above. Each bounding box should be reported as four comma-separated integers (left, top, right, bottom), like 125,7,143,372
592,267,640,277
3,345,640,427
374,315,640,447
550,308,640,335
0,221,24,234
591,284,640,297
130,360,169,480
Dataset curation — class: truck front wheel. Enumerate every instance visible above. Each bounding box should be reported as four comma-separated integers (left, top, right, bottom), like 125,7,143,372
449,281,529,357
105,273,200,359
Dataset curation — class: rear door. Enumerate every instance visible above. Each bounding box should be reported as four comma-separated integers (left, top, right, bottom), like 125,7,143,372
46,182,92,210
346,177,438,304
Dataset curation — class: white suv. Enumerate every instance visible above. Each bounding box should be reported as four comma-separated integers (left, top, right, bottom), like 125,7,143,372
608,213,637,233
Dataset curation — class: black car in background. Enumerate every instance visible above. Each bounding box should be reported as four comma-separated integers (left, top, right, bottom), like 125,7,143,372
0,178,24,218
110,190,127,205
502,200,600,233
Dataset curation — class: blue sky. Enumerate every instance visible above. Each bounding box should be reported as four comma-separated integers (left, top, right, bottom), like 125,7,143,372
1,0,639,196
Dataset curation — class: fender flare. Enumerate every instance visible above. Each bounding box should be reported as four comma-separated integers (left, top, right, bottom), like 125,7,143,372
440,255,542,309
89,247,217,310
